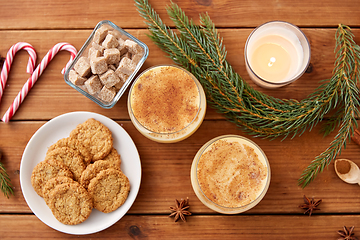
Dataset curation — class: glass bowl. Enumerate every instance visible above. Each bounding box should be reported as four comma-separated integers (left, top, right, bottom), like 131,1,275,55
127,65,206,143
190,135,271,214
64,20,149,108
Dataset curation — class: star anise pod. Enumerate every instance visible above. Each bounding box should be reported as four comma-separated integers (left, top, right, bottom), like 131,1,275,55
299,195,322,216
338,226,358,240
169,198,192,222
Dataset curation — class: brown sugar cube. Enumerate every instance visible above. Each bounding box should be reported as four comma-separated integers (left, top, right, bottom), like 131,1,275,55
99,69,121,88
131,53,143,65
107,29,122,40
102,34,119,49
74,57,91,77
114,69,129,82
91,42,105,54
85,75,103,94
93,25,109,44
88,47,102,61
116,57,136,76
124,39,143,55
69,69,87,86
121,51,132,60
117,38,127,55
104,48,121,65
90,57,108,75
108,64,116,71
98,86,116,102
114,81,124,91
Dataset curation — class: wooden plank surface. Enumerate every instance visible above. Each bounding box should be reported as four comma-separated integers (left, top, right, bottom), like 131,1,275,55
0,0,359,29
1,215,360,239
0,29,358,121
1,120,360,214
1,0,360,238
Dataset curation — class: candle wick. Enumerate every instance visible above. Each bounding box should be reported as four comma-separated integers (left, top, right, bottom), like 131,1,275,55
268,57,276,67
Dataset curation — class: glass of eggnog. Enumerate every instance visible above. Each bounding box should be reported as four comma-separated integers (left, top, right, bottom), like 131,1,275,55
191,135,271,214
128,65,206,143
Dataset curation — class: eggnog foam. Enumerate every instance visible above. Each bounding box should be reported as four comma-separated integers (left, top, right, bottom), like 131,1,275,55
197,137,268,208
130,66,200,134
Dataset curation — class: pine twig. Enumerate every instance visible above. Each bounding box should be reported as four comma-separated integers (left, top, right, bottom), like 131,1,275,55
0,151,14,198
135,0,360,187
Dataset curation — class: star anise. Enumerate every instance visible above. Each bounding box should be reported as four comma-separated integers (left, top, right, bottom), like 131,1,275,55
299,195,322,216
169,198,192,222
338,226,358,240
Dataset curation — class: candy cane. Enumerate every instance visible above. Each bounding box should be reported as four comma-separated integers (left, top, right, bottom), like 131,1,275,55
1,43,77,122
0,42,37,103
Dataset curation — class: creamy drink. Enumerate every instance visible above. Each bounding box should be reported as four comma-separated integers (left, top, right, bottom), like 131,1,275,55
128,65,206,143
191,135,270,213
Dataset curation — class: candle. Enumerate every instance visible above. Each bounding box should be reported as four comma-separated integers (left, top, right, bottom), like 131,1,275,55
245,21,311,88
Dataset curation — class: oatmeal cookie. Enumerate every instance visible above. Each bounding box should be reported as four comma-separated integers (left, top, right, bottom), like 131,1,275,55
79,160,115,189
69,118,113,161
42,176,75,204
31,159,73,197
45,147,86,181
47,182,93,225
87,168,130,213
100,147,121,169
47,137,92,165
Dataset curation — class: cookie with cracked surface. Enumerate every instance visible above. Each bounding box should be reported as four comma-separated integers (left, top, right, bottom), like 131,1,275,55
31,159,73,197
42,176,75,204
79,160,116,189
87,168,130,213
47,137,92,165
47,182,93,225
99,147,122,169
69,118,113,161
45,147,86,181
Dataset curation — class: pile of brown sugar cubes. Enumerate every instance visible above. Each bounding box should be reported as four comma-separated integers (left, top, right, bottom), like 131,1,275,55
68,24,145,103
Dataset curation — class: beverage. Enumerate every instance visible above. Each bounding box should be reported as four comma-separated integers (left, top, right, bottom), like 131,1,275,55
191,135,270,213
128,65,206,143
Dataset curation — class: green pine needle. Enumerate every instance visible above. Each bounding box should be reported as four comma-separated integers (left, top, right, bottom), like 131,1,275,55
0,152,14,198
135,0,360,187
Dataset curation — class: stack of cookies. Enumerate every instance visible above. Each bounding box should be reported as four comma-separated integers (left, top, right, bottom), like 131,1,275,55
31,118,130,225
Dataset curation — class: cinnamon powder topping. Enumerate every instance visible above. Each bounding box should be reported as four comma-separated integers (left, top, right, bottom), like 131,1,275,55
130,66,200,133
197,138,268,208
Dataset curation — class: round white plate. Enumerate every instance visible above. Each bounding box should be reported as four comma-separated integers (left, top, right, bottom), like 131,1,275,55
20,111,141,235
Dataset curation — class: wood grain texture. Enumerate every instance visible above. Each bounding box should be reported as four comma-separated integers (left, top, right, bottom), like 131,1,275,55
0,0,359,29
1,120,360,214
0,29,358,121
1,0,360,238
0,214,359,239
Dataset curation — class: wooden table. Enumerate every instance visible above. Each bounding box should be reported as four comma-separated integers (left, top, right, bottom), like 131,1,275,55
0,0,360,239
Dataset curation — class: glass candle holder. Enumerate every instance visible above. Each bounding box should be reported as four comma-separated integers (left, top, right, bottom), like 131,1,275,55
244,21,310,88
128,65,206,143
191,135,271,214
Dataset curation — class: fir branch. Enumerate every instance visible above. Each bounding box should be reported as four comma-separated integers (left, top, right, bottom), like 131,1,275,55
0,151,14,198
135,0,360,187
299,24,360,186
165,2,336,140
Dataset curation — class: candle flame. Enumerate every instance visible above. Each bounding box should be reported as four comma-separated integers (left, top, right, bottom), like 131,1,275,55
268,57,276,67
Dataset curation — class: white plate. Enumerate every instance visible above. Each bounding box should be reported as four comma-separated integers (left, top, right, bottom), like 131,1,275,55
20,111,141,235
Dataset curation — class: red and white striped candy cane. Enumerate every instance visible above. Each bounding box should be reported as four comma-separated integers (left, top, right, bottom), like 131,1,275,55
0,42,37,103
1,43,77,122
